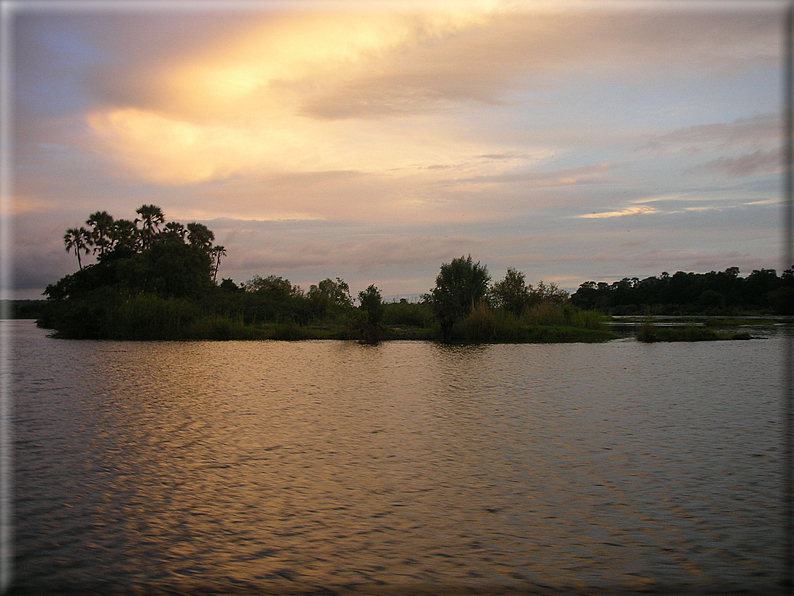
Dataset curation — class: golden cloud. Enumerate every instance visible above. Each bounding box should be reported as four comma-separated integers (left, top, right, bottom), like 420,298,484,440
578,205,660,219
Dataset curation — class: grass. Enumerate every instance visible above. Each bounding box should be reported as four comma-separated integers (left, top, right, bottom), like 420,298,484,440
446,302,617,344
637,317,754,342
703,317,776,328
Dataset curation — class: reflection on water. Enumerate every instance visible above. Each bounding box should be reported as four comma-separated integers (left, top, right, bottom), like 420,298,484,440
9,320,787,594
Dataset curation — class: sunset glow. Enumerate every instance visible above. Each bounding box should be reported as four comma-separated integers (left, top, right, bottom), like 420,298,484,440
7,1,785,298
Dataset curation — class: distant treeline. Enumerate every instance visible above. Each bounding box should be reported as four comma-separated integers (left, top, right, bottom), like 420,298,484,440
570,267,794,315
0,300,46,320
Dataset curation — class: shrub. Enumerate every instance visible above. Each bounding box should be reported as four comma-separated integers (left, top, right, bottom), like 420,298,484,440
382,300,434,328
358,284,384,326
454,301,496,342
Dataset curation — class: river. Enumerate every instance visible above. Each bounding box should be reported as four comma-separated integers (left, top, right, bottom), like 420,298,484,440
7,319,790,594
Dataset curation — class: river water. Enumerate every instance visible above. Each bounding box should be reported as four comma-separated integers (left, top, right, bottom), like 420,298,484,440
7,320,790,594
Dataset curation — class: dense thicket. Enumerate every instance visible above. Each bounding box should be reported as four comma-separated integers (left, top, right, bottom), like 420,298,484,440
570,267,794,315
41,206,225,338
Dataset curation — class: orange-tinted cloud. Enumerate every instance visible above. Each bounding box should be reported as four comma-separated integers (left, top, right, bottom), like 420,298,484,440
83,5,779,191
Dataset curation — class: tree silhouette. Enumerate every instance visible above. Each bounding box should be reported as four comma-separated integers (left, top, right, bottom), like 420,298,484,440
210,245,226,283
186,222,214,252
245,275,297,295
358,284,384,326
64,227,90,270
135,204,165,250
111,219,139,253
532,280,569,305
490,268,530,315
431,255,490,341
309,278,353,316
162,222,187,244
86,211,114,257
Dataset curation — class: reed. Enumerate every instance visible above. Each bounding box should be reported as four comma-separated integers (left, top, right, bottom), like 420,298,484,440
637,318,753,342
447,302,614,343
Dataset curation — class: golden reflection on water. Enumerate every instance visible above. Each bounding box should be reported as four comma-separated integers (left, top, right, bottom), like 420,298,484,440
11,323,786,594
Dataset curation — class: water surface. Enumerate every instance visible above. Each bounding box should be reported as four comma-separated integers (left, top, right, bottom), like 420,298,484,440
9,320,787,594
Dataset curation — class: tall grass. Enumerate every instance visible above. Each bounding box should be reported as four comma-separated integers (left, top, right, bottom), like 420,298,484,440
636,316,657,342
636,317,752,342
521,303,605,329
456,301,496,342
449,301,612,343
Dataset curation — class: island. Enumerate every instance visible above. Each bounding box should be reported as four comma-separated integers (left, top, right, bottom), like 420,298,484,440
35,206,791,343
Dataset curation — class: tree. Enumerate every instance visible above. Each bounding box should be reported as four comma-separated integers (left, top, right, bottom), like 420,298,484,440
86,211,114,257
135,204,165,250
531,280,569,305
309,277,353,316
430,255,490,341
110,219,139,254
490,268,531,315
744,268,779,308
118,241,213,298
245,275,301,296
186,222,214,252
358,284,384,326
64,227,91,270
210,245,226,283
219,278,242,292
161,222,187,244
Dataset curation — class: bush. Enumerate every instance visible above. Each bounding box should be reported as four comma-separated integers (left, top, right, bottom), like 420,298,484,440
358,285,384,326
431,255,490,342
636,317,657,342
454,301,495,342
382,300,434,328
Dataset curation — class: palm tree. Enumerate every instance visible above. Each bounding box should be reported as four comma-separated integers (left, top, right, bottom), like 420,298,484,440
210,245,226,283
162,221,187,244
111,219,139,253
86,210,114,257
135,204,165,250
64,227,90,270
186,222,214,252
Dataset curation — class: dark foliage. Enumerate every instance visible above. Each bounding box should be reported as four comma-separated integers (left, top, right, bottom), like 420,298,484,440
571,267,794,315
358,284,384,327
430,255,490,342
116,242,213,299
382,299,434,328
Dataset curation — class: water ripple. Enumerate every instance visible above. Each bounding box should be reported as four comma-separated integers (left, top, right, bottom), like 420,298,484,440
8,321,787,594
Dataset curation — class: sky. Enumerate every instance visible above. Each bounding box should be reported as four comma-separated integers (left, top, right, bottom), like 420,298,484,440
3,0,788,300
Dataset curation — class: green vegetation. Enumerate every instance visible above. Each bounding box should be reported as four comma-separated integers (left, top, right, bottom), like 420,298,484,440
38,219,615,343
430,255,491,341
572,267,794,316
42,212,780,344
702,317,776,328
636,317,754,343
451,301,614,343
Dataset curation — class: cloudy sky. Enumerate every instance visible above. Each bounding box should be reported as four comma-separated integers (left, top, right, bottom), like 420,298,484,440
5,0,787,299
